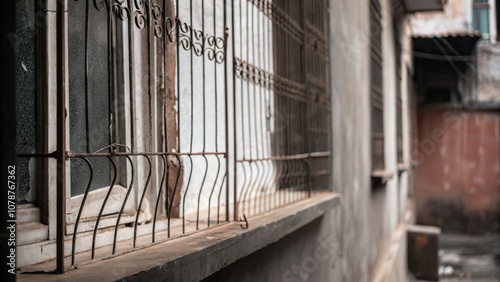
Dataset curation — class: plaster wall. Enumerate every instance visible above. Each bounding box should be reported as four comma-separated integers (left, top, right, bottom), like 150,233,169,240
475,42,500,103
410,0,472,36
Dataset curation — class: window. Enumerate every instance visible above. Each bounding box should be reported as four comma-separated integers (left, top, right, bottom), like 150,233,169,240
472,0,490,39
423,87,452,104
497,0,500,40
394,21,404,167
370,0,385,174
17,0,332,272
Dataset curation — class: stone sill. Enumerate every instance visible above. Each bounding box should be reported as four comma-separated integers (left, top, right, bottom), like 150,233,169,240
17,192,340,282
371,170,394,186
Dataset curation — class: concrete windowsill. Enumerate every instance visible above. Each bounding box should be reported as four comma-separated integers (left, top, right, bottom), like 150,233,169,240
18,192,340,282
371,170,394,185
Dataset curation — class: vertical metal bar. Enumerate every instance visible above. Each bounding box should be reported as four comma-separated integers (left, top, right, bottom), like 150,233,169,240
248,1,260,216
168,155,182,237
218,174,227,223
242,0,253,216
113,156,134,253
71,157,93,266
233,0,241,221
108,0,115,147
133,155,152,247
84,0,90,153
196,0,208,230
161,0,170,236
174,1,181,232
56,0,68,273
128,0,136,152
208,0,224,223
152,155,166,242
224,0,230,223
299,0,311,198
208,156,221,226
181,0,195,234
256,0,265,214
92,156,117,259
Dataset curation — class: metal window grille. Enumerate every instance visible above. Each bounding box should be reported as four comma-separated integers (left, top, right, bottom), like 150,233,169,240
370,0,385,171
17,0,331,273
394,21,403,165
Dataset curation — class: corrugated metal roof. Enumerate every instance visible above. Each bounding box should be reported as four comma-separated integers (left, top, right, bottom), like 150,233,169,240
413,31,482,39
412,32,481,56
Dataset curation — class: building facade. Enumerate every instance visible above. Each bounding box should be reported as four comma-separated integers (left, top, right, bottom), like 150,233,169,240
3,0,447,281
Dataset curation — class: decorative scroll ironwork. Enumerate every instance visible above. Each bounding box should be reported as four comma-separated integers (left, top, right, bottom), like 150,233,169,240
174,18,227,63
92,0,131,20
91,0,227,63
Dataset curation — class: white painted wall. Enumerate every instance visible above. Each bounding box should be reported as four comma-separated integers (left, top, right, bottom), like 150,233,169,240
410,0,472,36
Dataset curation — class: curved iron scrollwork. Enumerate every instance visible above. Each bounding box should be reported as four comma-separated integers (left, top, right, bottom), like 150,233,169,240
151,3,163,38
92,0,130,20
91,0,226,63
174,17,227,64
205,35,226,64
133,0,148,30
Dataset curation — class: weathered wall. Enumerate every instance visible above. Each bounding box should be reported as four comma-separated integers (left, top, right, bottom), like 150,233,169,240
205,0,413,281
475,42,500,104
411,1,500,106
410,0,472,36
410,0,500,235
203,211,341,282
415,108,500,234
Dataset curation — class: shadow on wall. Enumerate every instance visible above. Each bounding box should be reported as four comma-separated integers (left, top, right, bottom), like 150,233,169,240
420,198,500,234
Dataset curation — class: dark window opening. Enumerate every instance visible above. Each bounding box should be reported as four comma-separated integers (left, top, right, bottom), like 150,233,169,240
370,0,385,172
496,0,500,40
423,87,452,105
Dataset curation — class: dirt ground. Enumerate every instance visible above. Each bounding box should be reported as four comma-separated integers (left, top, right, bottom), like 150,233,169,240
438,233,500,281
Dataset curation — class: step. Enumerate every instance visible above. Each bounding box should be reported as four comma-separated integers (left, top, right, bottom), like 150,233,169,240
17,222,49,246
17,203,41,224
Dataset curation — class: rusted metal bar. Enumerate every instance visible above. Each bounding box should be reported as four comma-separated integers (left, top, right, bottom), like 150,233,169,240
236,151,331,162
113,156,135,252
56,0,68,273
71,157,93,266
67,151,226,158
91,156,117,259
133,155,152,248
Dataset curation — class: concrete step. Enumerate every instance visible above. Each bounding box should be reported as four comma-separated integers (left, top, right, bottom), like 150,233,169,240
17,218,184,268
17,204,41,224
17,222,48,246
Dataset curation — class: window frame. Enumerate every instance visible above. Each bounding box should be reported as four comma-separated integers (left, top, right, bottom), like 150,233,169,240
369,0,388,183
472,0,491,39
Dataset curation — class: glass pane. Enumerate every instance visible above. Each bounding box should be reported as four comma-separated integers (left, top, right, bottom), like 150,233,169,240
473,8,490,37
68,0,111,196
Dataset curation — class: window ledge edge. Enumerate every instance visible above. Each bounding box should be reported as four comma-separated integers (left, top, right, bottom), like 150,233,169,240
18,192,340,282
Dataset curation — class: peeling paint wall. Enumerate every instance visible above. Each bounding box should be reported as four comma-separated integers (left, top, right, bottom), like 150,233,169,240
410,0,472,36
410,0,500,234
475,42,500,104
415,109,500,233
